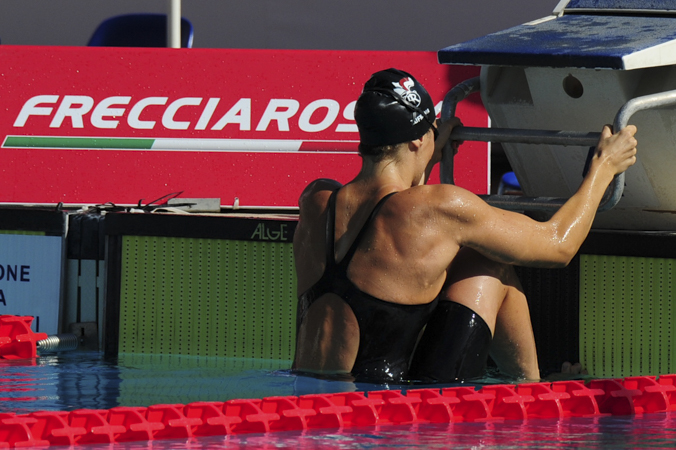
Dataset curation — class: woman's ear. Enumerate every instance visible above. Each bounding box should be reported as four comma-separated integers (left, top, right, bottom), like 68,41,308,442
408,137,424,152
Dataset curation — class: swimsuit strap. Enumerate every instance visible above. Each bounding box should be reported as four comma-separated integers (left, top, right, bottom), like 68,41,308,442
337,192,397,270
324,189,339,272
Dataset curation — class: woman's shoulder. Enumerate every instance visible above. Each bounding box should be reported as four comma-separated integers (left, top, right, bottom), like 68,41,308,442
298,178,343,211
394,183,477,206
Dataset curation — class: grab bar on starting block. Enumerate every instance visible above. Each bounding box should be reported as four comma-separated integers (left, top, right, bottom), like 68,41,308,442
440,77,676,212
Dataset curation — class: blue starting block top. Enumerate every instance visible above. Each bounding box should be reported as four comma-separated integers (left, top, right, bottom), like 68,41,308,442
438,13,676,70
565,0,676,11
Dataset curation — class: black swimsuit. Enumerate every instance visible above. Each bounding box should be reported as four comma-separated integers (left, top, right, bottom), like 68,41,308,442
296,189,438,382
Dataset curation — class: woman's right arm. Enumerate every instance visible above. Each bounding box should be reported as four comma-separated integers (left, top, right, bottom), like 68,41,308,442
446,125,637,268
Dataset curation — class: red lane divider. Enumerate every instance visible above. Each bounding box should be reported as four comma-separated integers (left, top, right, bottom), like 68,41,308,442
624,375,676,414
0,316,47,360
551,380,606,418
3,373,676,447
364,390,419,425
184,401,236,436
655,374,676,411
481,384,533,420
108,407,163,442
299,393,356,428
589,379,642,416
29,411,86,446
406,388,460,423
515,382,567,419
440,386,494,422
260,397,314,432
0,415,49,448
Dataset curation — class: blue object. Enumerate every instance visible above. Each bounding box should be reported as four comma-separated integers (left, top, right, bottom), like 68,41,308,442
565,0,676,10
88,14,193,48
498,171,521,195
438,15,676,69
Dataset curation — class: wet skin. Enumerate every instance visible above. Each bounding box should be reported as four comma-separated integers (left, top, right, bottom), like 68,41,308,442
293,120,637,381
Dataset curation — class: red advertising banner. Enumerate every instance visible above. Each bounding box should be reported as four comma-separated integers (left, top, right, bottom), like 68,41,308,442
0,47,487,208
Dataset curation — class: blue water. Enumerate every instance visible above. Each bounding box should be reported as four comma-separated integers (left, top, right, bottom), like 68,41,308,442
2,352,676,449
0,352,291,413
0,351,456,413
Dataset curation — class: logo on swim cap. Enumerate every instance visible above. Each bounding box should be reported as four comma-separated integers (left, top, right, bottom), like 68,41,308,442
393,77,422,108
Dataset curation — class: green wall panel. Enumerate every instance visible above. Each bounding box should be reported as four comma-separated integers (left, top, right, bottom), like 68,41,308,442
580,255,676,378
118,236,297,360
116,354,293,406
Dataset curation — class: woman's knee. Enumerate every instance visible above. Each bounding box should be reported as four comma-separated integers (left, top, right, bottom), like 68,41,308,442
441,248,524,331
446,247,522,289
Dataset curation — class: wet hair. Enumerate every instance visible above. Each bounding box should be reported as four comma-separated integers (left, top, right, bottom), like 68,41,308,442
358,141,402,161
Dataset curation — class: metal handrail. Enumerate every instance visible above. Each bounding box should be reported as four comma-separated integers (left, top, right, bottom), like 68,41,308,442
439,77,480,185
440,78,676,212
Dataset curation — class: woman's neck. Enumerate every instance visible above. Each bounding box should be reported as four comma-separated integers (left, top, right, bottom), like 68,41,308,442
356,153,422,190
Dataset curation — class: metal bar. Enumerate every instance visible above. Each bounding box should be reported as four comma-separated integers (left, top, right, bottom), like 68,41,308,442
440,78,676,213
451,127,601,147
168,0,181,48
440,77,480,184
601,89,676,210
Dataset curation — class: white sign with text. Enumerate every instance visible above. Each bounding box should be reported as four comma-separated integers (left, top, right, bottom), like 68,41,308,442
0,234,63,335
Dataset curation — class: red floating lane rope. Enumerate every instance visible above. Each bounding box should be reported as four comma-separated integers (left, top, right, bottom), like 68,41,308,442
0,316,47,360
2,375,676,447
3,315,676,447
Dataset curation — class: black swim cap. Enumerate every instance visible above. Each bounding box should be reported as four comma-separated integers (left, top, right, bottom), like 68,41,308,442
355,68,436,147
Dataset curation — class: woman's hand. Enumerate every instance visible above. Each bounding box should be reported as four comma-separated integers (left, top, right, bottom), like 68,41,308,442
589,125,638,181
424,117,462,185
434,117,462,160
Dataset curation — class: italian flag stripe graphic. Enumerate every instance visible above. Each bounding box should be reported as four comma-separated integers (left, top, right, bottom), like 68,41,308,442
4,136,155,149
2,136,359,152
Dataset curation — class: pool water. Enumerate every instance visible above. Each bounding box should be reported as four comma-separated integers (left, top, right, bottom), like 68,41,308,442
0,351,411,414
2,352,676,449
0,352,287,413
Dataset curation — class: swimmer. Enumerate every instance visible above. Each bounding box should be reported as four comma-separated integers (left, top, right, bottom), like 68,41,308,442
292,68,637,383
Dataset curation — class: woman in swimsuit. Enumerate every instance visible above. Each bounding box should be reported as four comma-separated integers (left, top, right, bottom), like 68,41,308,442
292,68,637,382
